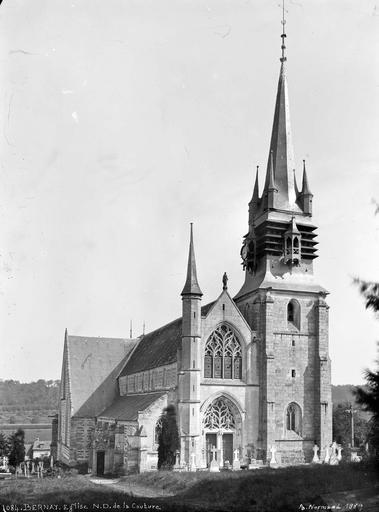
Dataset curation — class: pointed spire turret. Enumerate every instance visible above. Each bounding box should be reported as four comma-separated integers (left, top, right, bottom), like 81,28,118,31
299,159,313,215
181,223,202,296
301,160,312,196
249,166,260,225
252,165,259,202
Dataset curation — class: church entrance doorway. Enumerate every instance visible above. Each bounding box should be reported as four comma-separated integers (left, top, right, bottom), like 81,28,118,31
222,433,233,465
202,395,242,468
96,451,105,476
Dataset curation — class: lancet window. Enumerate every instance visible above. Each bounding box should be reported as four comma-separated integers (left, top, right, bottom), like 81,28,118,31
286,402,302,435
204,324,242,379
287,299,300,330
203,397,236,430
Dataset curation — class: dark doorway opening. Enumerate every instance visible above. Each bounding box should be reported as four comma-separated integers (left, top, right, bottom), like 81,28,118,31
96,451,105,476
222,433,233,466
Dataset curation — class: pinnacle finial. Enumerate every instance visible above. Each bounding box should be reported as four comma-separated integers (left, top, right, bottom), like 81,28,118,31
252,165,259,200
301,159,312,195
181,223,203,296
280,0,287,63
222,272,228,290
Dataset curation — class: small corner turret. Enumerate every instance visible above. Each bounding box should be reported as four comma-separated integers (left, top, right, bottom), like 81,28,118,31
181,223,202,297
297,160,313,215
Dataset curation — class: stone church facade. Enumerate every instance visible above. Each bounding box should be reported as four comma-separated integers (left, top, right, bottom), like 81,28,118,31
57,26,332,474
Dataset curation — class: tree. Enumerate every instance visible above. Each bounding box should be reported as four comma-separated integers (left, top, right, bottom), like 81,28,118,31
8,428,25,467
157,405,179,470
333,402,369,447
353,279,379,454
0,432,9,457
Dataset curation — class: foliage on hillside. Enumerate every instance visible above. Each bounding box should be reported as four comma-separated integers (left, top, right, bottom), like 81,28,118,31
0,379,60,407
353,278,379,452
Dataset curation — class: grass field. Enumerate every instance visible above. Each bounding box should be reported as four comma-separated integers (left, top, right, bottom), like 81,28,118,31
0,461,378,512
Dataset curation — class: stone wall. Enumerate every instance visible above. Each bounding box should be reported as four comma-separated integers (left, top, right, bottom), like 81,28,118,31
237,289,331,463
70,417,96,463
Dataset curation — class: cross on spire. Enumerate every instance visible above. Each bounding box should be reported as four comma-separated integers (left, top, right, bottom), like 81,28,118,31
281,0,287,63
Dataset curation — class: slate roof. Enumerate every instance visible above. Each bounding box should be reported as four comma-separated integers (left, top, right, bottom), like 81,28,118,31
98,392,166,421
119,302,215,376
66,335,138,417
32,439,51,451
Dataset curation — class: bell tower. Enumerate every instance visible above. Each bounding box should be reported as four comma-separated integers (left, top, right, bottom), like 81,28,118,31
235,8,332,464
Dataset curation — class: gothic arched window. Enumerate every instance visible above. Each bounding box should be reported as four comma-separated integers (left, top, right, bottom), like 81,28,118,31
286,402,302,435
204,324,242,380
203,397,236,430
287,299,300,330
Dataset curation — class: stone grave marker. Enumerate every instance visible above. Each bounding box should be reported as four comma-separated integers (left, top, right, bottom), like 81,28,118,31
233,449,240,470
209,446,219,472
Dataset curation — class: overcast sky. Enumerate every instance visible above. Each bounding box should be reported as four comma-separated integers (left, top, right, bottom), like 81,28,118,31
0,0,378,385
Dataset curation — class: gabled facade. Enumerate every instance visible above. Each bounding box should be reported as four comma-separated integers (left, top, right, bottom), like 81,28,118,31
57,17,332,474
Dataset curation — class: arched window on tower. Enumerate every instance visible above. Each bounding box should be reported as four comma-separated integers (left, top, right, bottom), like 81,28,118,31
204,324,242,380
286,402,302,435
287,299,300,330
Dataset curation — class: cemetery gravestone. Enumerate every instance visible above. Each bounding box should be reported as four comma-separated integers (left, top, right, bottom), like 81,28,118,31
209,446,219,473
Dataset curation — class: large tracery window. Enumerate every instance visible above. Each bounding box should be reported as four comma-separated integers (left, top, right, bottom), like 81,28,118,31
203,397,236,430
204,324,242,379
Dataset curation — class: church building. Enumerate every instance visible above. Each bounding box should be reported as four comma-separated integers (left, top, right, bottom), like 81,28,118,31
57,20,332,474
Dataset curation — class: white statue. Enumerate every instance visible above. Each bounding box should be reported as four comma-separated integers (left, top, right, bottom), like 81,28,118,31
270,445,277,465
312,444,320,463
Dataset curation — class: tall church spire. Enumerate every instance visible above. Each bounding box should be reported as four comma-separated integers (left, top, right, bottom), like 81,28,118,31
181,223,202,296
264,3,296,209
238,3,319,298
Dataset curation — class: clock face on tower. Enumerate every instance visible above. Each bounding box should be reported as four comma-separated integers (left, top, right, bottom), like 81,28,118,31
241,237,257,273
241,242,248,262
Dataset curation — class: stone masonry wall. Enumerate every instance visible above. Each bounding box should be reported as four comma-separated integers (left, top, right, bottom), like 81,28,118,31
237,290,329,463
70,417,96,463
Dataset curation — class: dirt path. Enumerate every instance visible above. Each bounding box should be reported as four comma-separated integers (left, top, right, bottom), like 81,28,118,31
320,487,379,512
90,477,174,498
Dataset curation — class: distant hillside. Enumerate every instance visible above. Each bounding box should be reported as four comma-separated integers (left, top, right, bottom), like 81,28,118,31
0,381,368,423
332,384,357,405
0,379,60,423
